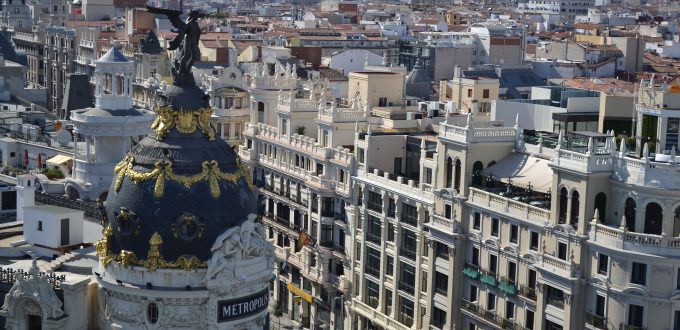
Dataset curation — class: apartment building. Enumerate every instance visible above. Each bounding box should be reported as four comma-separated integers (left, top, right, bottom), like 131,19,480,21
44,26,76,112
518,0,596,23
239,63,357,330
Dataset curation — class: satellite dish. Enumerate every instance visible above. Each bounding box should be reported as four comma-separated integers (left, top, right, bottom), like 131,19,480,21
56,130,72,147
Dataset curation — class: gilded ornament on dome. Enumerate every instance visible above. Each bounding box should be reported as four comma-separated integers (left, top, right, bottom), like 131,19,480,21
171,213,204,240
113,157,249,199
115,207,142,236
151,107,215,141
95,225,114,267
117,250,138,268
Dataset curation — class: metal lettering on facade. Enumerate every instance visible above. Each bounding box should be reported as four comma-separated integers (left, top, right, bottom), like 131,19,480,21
217,289,269,322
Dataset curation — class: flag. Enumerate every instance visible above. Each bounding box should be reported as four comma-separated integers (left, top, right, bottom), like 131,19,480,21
297,231,314,250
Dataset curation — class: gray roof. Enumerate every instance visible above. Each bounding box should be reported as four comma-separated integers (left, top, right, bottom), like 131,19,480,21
462,68,544,99
0,32,26,66
61,74,93,120
405,58,433,99
96,47,129,63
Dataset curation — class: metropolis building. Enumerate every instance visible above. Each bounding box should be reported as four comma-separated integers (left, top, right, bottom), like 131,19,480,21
0,17,274,329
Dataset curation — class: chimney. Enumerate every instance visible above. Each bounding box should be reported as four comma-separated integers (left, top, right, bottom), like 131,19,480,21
453,65,461,78
494,65,502,78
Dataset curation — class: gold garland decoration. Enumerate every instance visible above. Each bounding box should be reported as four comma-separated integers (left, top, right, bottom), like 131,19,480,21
113,156,252,199
95,228,207,271
151,107,216,141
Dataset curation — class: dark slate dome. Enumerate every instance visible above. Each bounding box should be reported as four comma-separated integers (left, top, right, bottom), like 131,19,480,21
102,84,256,264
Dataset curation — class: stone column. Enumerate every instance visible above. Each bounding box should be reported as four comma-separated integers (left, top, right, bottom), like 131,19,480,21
85,136,91,163
446,246,456,329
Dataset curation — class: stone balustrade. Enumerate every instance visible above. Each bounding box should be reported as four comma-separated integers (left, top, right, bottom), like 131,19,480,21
589,222,680,257
468,188,551,227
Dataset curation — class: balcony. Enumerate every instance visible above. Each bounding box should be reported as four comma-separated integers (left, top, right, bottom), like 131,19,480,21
398,281,415,295
399,246,416,261
619,324,646,330
366,232,381,245
480,270,498,287
460,298,528,330
586,312,607,329
499,278,517,296
589,222,680,257
463,262,480,280
518,285,536,301
468,187,551,227
400,214,418,227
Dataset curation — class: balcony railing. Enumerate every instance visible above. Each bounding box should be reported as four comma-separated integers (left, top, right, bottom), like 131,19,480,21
586,312,607,329
399,246,417,260
519,285,536,301
401,214,418,227
619,323,646,330
499,277,517,296
480,270,498,287
460,298,528,330
366,232,381,245
463,262,480,279
398,281,415,295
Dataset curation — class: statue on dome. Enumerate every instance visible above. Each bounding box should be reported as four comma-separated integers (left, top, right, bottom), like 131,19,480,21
145,5,213,85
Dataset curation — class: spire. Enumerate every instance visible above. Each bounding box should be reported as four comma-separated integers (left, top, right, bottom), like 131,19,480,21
619,215,627,231
619,138,627,156
672,145,677,165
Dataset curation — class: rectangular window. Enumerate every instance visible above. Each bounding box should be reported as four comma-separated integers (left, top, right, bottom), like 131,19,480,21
558,242,567,260
398,297,414,327
631,263,647,285
434,272,448,295
547,286,565,308
596,295,606,317
489,254,498,274
487,292,496,310
445,204,452,219
401,203,418,226
388,223,395,241
470,285,478,302
386,255,394,276
528,269,537,288
37,221,42,231
491,218,499,237
506,301,515,319
432,306,446,329
530,231,539,251
510,224,518,243
598,254,609,275
399,262,416,295
508,261,517,283
385,289,393,315
378,97,388,107
526,310,535,330
628,304,644,327
472,247,480,266
368,191,383,213
387,198,396,218
483,89,490,98
677,268,680,290
473,212,481,230
366,279,380,308
425,168,432,184
467,89,472,97
365,248,381,277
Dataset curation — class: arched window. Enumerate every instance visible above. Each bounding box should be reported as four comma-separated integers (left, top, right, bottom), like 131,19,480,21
445,157,453,188
594,193,606,223
558,187,568,224
674,206,680,237
147,303,159,324
644,202,663,235
471,161,484,187
454,159,462,191
570,191,580,227
624,198,636,232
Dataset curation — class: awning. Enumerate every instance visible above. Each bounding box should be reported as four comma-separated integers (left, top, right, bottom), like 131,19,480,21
46,154,72,165
480,153,552,193
287,283,313,303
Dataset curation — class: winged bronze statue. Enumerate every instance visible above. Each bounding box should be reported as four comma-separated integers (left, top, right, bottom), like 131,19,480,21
146,5,212,85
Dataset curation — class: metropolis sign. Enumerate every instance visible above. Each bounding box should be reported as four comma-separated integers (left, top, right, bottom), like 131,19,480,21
217,289,270,322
